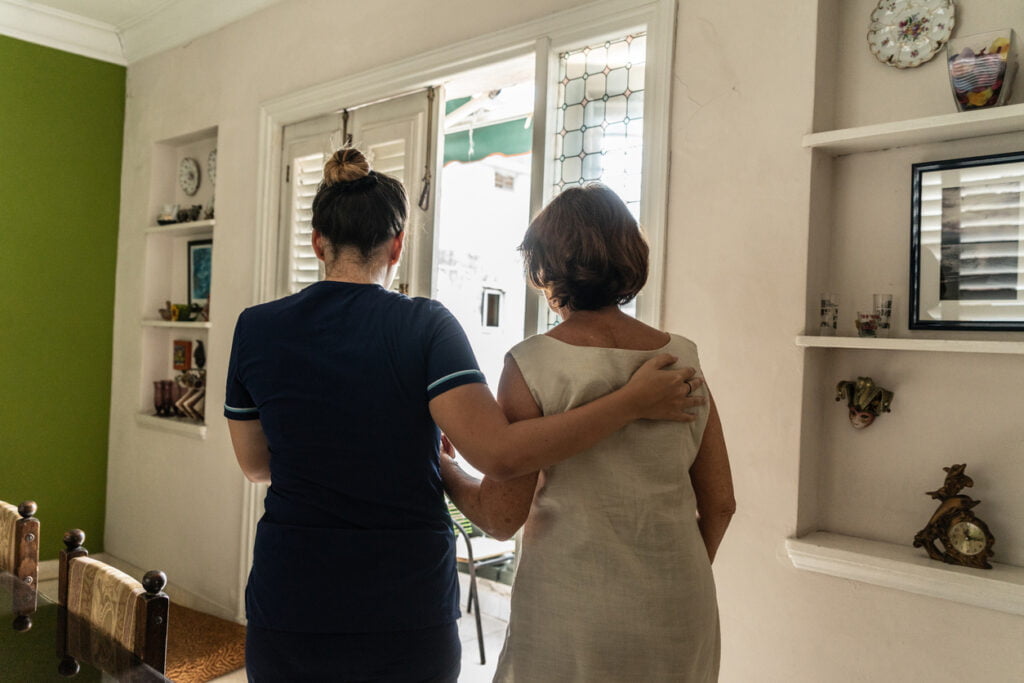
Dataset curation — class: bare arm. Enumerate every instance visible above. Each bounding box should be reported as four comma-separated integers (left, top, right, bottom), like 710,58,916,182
688,392,735,563
430,353,705,481
440,355,543,539
228,419,272,484
441,452,537,541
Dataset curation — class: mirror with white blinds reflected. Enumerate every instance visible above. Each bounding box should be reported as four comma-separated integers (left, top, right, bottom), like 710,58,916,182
911,150,1024,330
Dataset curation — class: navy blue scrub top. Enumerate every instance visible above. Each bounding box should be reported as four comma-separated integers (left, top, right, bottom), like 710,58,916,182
225,281,485,633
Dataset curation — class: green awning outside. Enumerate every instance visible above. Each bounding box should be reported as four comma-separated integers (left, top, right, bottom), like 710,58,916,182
444,96,532,164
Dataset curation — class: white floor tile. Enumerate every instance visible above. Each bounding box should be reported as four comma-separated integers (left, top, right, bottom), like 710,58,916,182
455,573,509,681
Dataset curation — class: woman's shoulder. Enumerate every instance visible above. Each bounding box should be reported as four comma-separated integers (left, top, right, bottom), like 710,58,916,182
508,329,698,354
666,332,699,352
405,295,461,329
237,291,301,324
663,333,702,371
508,333,551,356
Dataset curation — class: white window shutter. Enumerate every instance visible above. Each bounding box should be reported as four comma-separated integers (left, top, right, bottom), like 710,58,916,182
287,152,326,294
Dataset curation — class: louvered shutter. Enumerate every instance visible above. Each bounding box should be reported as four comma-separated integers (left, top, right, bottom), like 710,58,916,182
277,90,438,299
287,152,326,294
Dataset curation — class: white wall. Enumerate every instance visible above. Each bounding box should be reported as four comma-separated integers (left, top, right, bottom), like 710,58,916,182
107,0,1024,678
665,1,1024,681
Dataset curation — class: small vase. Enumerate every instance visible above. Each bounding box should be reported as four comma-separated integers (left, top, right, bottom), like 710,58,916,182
947,29,1017,112
153,381,163,415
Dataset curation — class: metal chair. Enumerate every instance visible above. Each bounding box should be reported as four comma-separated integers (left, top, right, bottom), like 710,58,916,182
448,500,515,665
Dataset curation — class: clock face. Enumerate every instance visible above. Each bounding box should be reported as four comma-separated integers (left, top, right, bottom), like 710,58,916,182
948,519,987,556
179,157,200,196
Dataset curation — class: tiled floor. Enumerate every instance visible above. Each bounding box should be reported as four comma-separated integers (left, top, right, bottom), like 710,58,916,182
453,572,509,683
40,563,511,682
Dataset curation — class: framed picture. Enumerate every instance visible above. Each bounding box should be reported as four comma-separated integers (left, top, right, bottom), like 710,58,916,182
172,339,192,371
188,239,213,307
910,150,1024,330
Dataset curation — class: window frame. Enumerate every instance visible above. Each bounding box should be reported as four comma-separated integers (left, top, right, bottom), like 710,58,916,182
254,0,675,321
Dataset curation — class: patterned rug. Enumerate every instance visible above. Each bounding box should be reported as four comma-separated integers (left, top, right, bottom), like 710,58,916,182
165,603,246,682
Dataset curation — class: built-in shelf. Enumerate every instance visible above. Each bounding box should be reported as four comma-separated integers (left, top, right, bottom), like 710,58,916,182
786,532,1024,616
141,320,212,329
796,335,1024,355
803,103,1024,155
135,413,207,439
144,219,215,236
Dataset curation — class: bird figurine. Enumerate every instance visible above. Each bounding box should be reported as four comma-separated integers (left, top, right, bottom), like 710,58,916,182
194,340,206,369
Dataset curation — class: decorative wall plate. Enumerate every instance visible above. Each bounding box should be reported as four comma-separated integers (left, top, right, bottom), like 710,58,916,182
208,148,217,186
867,0,955,69
178,157,200,196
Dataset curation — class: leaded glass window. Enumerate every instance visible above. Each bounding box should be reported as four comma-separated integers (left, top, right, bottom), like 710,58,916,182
554,32,646,217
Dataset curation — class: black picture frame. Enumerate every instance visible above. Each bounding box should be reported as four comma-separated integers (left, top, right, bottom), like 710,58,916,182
910,150,1024,331
187,239,213,307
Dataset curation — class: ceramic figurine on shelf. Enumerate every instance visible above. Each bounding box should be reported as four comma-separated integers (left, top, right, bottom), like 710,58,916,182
172,303,197,321
176,204,203,223
158,300,173,321
172,365,207,422
194,340,206,369
835,376,893,428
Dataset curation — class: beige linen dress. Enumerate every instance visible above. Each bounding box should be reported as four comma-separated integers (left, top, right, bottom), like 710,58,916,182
493,333,720,682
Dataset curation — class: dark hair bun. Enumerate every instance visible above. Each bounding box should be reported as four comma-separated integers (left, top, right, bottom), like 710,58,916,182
323,148,371,186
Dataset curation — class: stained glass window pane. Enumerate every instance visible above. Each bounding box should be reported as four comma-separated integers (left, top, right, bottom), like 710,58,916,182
553,32,646,219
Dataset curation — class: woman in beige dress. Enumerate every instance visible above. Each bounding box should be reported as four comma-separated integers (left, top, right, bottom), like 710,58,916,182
442,184,735,682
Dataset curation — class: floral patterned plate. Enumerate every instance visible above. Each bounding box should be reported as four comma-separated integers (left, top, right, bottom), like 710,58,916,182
867,0,955,69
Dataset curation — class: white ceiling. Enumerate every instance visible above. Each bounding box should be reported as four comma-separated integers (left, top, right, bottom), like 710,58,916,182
27,0,176,29
0,0,284,64
2,0,536,124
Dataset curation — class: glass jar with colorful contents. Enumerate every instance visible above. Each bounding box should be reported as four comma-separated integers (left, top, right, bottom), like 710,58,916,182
947,29,1017,111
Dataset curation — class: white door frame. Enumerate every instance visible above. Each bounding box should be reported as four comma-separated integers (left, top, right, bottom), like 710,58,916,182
241,0,677,620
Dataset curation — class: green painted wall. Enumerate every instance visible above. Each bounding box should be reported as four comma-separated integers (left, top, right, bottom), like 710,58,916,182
0,36,125,561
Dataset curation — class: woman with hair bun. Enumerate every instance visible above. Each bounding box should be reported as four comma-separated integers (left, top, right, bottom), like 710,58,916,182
225,149,705,681
442,184,735,682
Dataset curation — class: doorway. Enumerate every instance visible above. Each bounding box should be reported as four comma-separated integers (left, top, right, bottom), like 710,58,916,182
433,60,535,395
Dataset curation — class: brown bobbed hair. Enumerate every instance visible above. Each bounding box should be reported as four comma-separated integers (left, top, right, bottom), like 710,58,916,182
520,184,648,311
311,148,408,261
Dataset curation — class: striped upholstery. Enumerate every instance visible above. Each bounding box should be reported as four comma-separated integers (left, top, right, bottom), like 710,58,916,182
0,500,19,572
66,557,146,654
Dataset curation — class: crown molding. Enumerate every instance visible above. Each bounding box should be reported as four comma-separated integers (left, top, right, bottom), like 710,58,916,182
0,0,124,64
119,0,282,64
0,0,283,66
